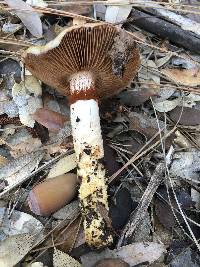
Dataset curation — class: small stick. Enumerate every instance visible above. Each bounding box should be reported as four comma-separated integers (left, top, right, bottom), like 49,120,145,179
117,146,174,247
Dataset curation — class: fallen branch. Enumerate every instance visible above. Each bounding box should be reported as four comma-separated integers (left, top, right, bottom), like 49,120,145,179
126,9,200,54
138,0,200,37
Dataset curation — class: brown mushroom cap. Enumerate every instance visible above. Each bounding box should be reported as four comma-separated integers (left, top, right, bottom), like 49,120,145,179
23,23,140,99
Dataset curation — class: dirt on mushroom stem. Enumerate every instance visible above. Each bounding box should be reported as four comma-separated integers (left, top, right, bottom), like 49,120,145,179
70,71,113,248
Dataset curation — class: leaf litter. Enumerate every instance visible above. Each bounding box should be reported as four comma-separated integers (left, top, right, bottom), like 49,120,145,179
0,0,200,266
0,207,44,240
5,0,43,38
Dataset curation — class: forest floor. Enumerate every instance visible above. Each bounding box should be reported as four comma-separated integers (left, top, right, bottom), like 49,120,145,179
1,1,200,267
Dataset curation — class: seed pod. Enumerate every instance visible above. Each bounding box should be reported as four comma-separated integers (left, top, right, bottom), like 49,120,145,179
28,173,77,216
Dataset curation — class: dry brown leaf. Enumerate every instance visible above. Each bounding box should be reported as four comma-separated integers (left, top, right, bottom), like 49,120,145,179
169,106,200,126
94,258,130,267
45,143,69,156
162,68,200,86
138,59,160,93
32,108,67,133
5,0,43,37
174,130,191,149
138,59,160,86
0,155,8,166
170,150,200,180
168,248,200,267
46,121,72,148
97,202,113,230
119,87,155,107
153,98,181,112
129,112,165,140
53,200,80,220
2,128,42,158
51,0,92,15
53,248,82,267
81,242,166,267
0,234,36,267
0,207,43,240
41,216,82,254
12,76,42,127
155,54,172,68
0,150,44,197
47,153,77,179
74,227,85,249
10,137,42,158
56,216,82,253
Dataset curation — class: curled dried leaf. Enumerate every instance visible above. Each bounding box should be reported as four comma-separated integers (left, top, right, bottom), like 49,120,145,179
32,108,68,133
169,106,200,126
162,68,200,86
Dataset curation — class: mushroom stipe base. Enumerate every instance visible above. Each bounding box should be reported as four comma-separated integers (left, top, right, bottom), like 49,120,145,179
71,98,113,247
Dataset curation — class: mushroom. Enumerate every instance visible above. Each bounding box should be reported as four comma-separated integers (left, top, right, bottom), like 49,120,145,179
23,23,140,248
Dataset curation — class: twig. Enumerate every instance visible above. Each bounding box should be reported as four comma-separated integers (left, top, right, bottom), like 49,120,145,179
117,146,174,247
109,125,176,184
0,37,31,48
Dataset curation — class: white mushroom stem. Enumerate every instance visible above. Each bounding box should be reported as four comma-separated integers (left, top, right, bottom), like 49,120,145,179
70,72,113,248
